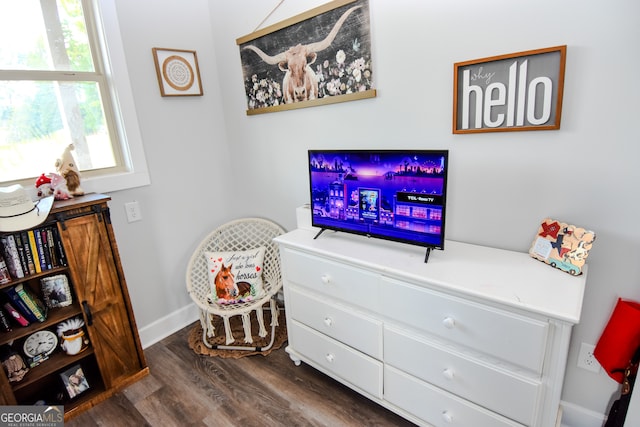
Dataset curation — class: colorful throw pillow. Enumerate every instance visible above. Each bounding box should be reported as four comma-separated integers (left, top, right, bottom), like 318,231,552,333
529,218,596,276
205,247,266,305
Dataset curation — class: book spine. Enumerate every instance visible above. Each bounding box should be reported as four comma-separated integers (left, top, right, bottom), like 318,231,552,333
0,256,11,284
0,306,12,331
20,231,36,275
27,230,42,273
34,230,47,272
7,235,25,278
2,302,29,327
51,227,67,267
1,236,24,279
2,288,38,323
13,233,29,276
40,229,52,270
46,228,58,268
15,284,46,322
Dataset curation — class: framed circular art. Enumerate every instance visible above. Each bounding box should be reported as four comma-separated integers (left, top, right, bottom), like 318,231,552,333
152,48,203,96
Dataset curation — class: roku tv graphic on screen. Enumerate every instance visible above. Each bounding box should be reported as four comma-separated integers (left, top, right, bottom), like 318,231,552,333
308,149,449,261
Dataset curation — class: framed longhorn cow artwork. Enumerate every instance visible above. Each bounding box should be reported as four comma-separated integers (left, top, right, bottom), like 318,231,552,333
236,0,376,115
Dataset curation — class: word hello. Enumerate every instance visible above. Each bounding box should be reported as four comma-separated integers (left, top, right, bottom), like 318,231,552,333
460,59,553,129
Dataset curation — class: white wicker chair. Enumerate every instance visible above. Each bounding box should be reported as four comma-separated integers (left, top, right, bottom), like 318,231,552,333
186,218,286,351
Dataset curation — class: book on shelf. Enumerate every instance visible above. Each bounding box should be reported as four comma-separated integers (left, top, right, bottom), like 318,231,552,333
2,302,29,327
39,229,52,270
0,235,24,279
13,233,29,276
19,231,36,275
33,230,48,272
46,228,57,268
51,227,67,267
0,256,11,285
27,230,42,273
2,286,41,323
0,227,66,280
15,284,47,322
0,306,12,331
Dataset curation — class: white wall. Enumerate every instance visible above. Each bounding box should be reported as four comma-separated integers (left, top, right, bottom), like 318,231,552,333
106,0,233,339
108,0,639,422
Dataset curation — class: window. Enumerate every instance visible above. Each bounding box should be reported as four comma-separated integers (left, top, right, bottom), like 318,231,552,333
0,0,149,192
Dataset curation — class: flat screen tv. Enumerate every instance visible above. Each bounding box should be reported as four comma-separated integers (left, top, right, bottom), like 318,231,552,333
308,149,449,262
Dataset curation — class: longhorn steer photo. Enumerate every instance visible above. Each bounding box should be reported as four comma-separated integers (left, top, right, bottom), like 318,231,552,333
242,5,362,104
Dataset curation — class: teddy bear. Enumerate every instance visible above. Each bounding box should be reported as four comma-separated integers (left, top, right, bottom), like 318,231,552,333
55,144,84,197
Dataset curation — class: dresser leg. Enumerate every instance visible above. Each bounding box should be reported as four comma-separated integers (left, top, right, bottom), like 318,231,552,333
285,346,302,366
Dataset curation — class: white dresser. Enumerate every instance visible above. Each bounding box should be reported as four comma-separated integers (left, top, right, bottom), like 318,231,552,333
274,229,586,427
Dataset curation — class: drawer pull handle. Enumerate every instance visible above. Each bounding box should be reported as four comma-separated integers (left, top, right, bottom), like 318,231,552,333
320,274,332,284
442,368,455,380
324,317,333,327
325,353,335,363
442,317,456,329
442,411,453,423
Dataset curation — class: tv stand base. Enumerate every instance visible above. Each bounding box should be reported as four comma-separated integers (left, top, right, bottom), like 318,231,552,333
424,247,432,263
313,228,326,240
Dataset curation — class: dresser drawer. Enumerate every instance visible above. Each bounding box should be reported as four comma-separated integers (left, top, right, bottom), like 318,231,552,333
385,365,525,427
384,326,540,425
281,248,380,311
288,320,383,398
288,287,383,359
381,277,548,373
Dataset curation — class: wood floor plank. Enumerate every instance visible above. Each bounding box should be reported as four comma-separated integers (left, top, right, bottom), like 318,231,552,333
67,392,150,427
121,369,163,404
65,322,416,426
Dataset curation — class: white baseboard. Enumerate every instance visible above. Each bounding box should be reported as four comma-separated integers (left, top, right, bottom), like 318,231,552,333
137,303,200,349
560,400,605,427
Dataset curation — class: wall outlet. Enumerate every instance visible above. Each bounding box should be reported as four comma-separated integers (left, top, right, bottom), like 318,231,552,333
577,342,601,373
124,201,142,223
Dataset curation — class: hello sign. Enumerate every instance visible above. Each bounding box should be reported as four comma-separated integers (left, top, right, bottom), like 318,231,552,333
453,46,566,134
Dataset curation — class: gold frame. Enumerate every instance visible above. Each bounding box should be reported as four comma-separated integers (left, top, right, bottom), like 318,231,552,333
453,46,566,134
152,48,203,97
236,0,376,115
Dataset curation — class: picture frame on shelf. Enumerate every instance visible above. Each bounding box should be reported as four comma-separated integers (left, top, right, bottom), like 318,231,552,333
60,364,90,400
453,45,566,134
40,274,72,308
152,48,203,97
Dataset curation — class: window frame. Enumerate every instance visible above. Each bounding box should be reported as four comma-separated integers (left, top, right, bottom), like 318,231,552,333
1,0,150,194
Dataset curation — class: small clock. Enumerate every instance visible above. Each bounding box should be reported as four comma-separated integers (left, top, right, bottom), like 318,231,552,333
23,330,58,358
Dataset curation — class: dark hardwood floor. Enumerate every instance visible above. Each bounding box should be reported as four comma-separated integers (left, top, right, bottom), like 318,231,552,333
65,322,416,427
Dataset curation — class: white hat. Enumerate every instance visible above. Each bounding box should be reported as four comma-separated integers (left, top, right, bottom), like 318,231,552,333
0,185,54,232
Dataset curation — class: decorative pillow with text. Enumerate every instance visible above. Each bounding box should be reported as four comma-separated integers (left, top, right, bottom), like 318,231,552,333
205,247,265,305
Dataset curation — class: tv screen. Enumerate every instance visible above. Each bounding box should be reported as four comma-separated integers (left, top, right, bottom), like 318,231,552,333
308,149,449,255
